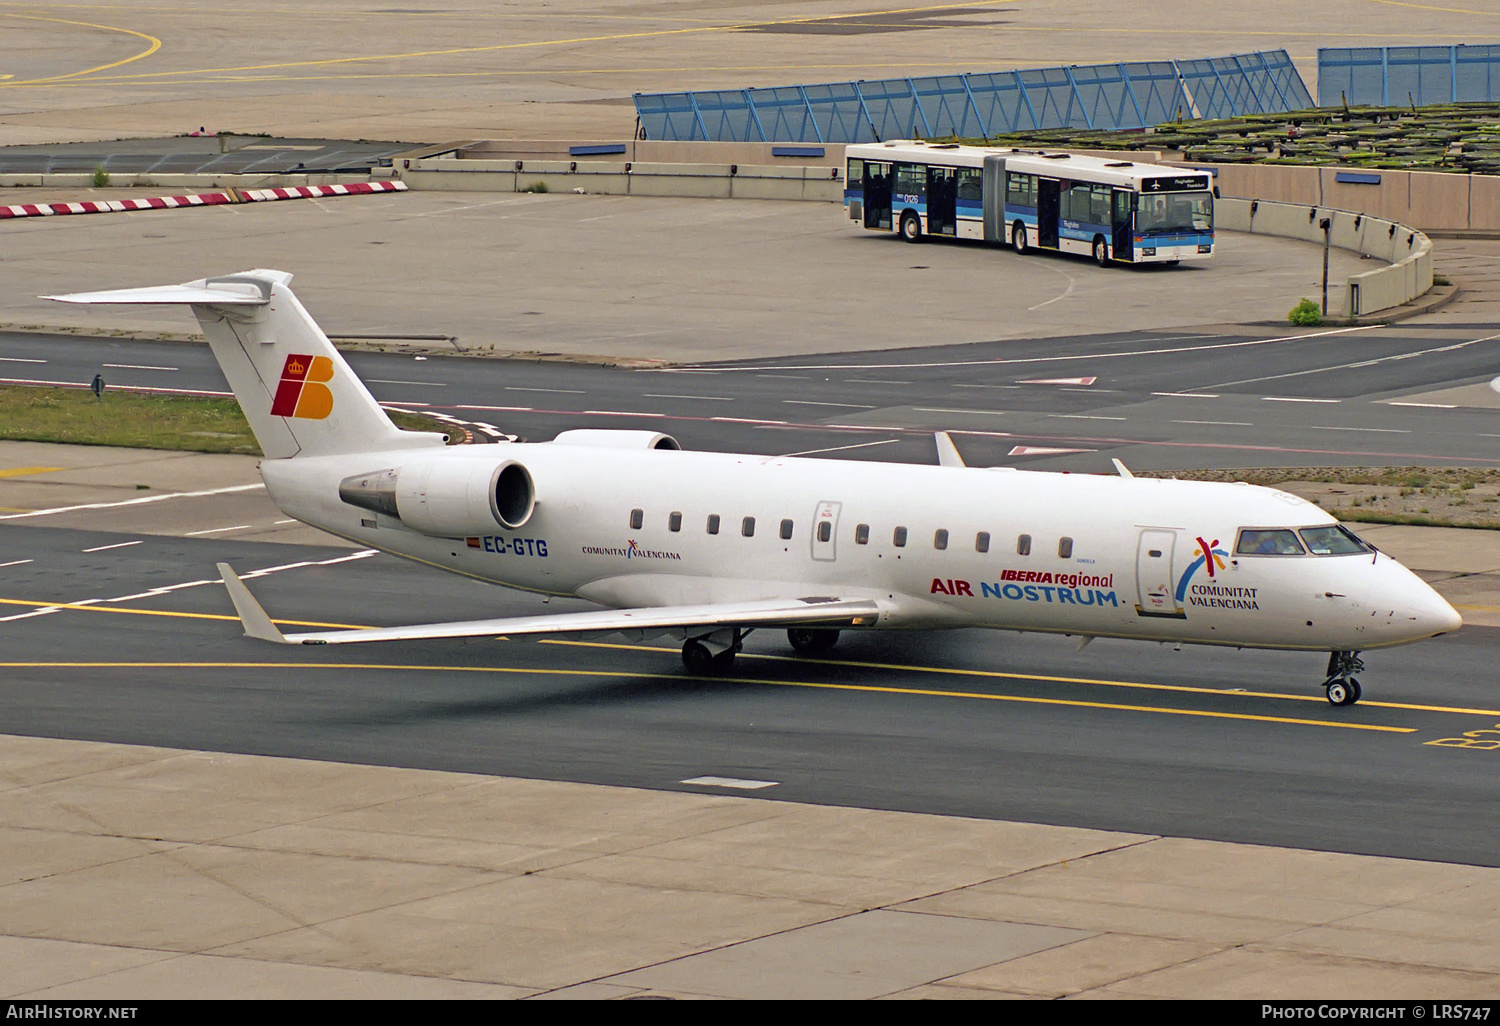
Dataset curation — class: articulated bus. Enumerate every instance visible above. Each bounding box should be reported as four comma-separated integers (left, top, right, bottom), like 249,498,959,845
843,141,1215,266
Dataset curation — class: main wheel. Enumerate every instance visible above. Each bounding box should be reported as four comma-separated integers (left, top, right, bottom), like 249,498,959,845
682,640,716,675
1093,236,1110,267
712,648,737,672
788,628,840,656
1012,221,1028,254
900,212,922,243
1347,678,1362,704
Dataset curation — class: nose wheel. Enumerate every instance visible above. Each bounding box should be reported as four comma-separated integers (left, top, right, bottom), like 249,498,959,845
1323,651,1365,706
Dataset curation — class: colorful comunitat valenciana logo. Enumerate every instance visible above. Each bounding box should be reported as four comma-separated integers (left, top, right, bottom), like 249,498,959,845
1175,535,1260,610
580,540,683,561
269,353,335,420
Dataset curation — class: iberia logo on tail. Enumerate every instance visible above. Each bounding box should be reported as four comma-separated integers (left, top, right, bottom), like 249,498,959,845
269,354,334,419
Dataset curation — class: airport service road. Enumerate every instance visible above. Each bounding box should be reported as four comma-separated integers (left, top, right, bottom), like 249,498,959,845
1,525,1497,868
4,322,1500,473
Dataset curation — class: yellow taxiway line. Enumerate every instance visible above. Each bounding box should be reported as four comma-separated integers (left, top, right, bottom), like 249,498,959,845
0,13,160,84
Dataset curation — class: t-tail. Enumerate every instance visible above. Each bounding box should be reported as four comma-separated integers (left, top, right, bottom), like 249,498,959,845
45,270,446,459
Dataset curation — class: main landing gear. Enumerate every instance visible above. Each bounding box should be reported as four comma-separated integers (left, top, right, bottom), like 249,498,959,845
1323,650,1365,706
788,628,840,656
682,629,744,675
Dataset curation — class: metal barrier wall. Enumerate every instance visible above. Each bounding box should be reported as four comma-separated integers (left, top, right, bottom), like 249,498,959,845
1318,45,1500,107
635,50,1313,143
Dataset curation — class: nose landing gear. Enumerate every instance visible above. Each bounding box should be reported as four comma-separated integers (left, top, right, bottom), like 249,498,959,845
1323,650,1365,706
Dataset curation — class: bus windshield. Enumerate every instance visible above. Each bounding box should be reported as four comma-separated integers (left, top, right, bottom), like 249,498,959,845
1136,191,1213,234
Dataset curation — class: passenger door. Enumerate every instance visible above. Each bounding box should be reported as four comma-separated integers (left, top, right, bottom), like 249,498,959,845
811,501,841,562
864,162,892,230
1037,178,1060,249
1112,190,1134,262
1136,529,1185,618
926,166,957,237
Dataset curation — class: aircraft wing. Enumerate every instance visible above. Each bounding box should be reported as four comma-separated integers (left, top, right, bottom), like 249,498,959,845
218,564,880,645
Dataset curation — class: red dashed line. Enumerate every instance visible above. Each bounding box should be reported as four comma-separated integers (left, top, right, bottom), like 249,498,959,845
0,180,406,219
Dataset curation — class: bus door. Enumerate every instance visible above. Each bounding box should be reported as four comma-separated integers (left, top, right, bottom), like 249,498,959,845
1037,178,1060,249
926,166,957,237
1112,190,1134,262
864,162,893,230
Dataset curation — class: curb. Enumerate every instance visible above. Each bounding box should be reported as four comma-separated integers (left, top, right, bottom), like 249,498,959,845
0,180,406,220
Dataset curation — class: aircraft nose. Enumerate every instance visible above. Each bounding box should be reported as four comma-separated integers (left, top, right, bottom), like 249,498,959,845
1424,593,1464,635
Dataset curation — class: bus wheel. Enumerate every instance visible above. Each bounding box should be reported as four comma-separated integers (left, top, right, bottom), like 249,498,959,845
1012,221,1028,254
1093,237,1110,267
900,212,922,243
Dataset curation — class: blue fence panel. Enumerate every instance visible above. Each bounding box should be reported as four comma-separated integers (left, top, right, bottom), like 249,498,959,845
635,49,1312,140
1318,45,1500,106
1454,44,1500,102
1123,60,1186,125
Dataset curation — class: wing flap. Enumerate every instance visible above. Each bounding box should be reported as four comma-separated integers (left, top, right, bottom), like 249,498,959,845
218,564,880,646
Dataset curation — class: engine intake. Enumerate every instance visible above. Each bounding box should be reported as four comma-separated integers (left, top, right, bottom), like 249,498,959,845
551,429,680,450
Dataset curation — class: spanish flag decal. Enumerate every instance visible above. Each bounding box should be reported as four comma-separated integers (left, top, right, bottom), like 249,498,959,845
269,353,334,419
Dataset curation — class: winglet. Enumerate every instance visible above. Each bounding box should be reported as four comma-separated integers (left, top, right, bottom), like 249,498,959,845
217,563,290,643
935,432,966,468
1111,458,1134,478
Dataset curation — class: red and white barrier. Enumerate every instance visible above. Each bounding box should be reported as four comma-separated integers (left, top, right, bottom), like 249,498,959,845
0,192,233,219
238,181,407,202
0,179,405,220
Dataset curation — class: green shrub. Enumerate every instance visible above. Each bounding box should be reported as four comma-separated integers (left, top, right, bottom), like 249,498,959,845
91,165,111,188
520,180,549,193
1288,297,1322,325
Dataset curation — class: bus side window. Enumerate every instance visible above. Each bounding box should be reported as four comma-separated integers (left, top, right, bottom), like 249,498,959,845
957,168,982,203
848,158,863,181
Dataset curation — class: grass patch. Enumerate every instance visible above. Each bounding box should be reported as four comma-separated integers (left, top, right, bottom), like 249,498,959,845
0,385,457,456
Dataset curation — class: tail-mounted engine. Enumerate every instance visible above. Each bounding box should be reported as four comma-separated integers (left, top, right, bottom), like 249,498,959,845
339,458,535,537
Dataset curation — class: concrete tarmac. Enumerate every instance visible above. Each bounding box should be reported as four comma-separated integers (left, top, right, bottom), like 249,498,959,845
0,192,1373,363
0,1,1492,147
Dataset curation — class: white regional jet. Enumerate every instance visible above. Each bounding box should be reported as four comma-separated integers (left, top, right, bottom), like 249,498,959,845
48,270,1462,706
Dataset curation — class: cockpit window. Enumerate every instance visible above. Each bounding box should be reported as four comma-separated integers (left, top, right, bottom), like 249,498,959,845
1235,529,1305,555
1299,524,1370,555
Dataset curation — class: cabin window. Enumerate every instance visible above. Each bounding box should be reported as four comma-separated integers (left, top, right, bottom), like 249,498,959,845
893,526,908,547
1237,529,1305,555
1016,533,1032,556
817,521,832,543
855,523,870,545
975,531,990,553
742,516,756,537
780,518,794,540
1299,525,1370,555
933,529,948,551
707,514,720,535
668,511,682,532
629,508,643,530
1058,537,1073,559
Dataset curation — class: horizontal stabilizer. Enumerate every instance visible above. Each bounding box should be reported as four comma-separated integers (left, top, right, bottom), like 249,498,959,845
43,274,289,306
218,564,881,646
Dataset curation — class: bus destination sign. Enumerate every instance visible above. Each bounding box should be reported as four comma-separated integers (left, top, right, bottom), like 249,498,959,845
1142,174,1211,193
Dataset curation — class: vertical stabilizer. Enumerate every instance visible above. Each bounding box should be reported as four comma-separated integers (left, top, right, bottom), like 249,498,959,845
44,270,446,459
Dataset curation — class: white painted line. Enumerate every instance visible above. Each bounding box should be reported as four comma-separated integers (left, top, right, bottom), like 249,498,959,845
368,379,447,387
845,379,911,385
0,357,46,364
713,325,1382,372
1208,331,1500,391
0,559,33,568
783,400,876,409
0,483,264,521
712,416,788,425
185,525,252,536
1008,445,1094,456
1173,420,1252,426
1262,397,1339,403
102,363,177,371
642,394,735,401
1386,401,1457,409
1152,392,1220,398
913,408,1007,416
582,410,659,418
506,386,585,394
680,776,779,790
82,540,143,553
1049,414,1127,421
780,439,900,457
954,383,1019,390
274,519,296,524
1312,426,1412,434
